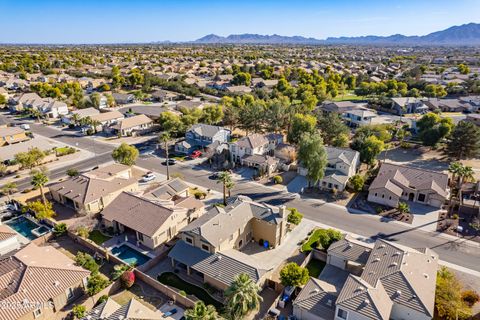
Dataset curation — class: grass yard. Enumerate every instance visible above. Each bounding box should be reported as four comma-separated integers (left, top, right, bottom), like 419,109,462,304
301,229,322,253
157,272,223,310
333,90,365,102
306,259,326,278
88,230,112,245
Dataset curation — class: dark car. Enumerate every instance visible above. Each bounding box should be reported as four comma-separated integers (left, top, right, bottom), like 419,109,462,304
161,159,176,166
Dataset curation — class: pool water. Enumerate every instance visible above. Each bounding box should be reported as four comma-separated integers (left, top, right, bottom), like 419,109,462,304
5,216,42,240
111,244,151,266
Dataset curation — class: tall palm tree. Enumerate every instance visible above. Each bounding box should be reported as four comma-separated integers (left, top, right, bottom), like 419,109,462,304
159,131,171,180
217,171,233,206
225,273,262,320
457,165,475,203
448,162,463,188
1,182,17,203
70,113,81,126
30,168,49,204
184,301,218,320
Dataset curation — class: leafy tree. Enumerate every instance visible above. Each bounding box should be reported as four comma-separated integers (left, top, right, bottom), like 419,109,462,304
298,133,328,187
238,102,265,134
72,305,86,319
112,143,139,166
280,262,309,287
67,168,79,177
397,202,410,214
111,264,129,280
157,111,184,135
159,132,172,180
30,168,48,204
75,252,99,274
25,200,55,220
1,182,17,202
200,104,224,125
184,301,218,320
14,147,46,169
287,208,303,225
332,132,350,148
435,267,472,320
128,68,144,87
90,92,101,109
77,225,90,238
458,64,470,75
232,72,251,86
225,273,262,320
352,135,384,166
354,124,392,142
287,113,317,144
316,228,343,250
53,223,67,237
348,174,365,192
417,113,454,147
448,162,463,187
217,171,234,206
447,121,480,159
317,112,349,145
86,274,110,296
120,270,135,288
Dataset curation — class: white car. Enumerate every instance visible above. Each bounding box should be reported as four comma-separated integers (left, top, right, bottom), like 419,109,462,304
20,124,30,130
141,172,156,182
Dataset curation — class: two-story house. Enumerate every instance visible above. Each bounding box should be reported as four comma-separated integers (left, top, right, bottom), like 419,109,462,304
229,133,283,163
342,109,378,127
298,147,360,191
175,123,231,155
0,126,29,146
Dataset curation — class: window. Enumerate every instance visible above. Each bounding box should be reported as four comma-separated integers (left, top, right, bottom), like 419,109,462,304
337,308,348,319
201,244,210,252
33,307,42,318
418,193,426,202
374,193,377,197
66,287,75,300
186,237,193,244
382,194,385,198
137,232,144,242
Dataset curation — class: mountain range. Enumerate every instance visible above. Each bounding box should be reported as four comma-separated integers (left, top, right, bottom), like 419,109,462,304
193,23,480,46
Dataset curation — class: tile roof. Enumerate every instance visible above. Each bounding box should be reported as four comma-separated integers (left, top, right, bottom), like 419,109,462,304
327,235,372,265
0,225,17,242
114,114,153,130
0,243,90,320
293,277,337,319
89,110,124,123
189,123,228,138
149,178,188,200
0,126,26,138
82,298,162,320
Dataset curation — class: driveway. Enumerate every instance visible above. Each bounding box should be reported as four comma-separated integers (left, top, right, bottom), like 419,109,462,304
286,175,308,194
407,201,442,232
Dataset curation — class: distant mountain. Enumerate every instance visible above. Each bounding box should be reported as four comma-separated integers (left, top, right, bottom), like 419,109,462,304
193,23,480,45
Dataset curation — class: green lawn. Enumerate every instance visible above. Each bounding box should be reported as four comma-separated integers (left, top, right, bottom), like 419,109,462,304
306,259,326,278
157,272,224,310
301,229,322,253
88,230,112,245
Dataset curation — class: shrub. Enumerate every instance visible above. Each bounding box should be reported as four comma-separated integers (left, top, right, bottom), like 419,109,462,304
452,214,459,220
348,174,365,192
111,264,129,280
273,175,283,184
317,229,343,250
56,147,76,157
75,252,99,274
53,223,67,237
72,305,86,319
179,290,187,297
77,226,90,238
97,295,109,305
462,290,480,307
400,141,412,149
280,262,309,287
67,168,79,177
194,191,207,200
121,270,135,288
287,208,303,225
86,274,110,296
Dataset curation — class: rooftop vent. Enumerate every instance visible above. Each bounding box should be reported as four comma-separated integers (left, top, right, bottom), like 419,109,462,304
314,288,320,293
393,251,401,256
424,273,429,279
54,281,60,287
363,299,370,306
395,290,402,297
373,257,380,262
390,262,398,267
326,299,332,306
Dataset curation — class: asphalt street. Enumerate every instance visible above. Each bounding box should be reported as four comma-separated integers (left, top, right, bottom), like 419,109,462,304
3,114,480,272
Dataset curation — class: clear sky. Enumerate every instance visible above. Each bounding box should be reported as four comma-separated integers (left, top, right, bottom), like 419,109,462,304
1,0,479,44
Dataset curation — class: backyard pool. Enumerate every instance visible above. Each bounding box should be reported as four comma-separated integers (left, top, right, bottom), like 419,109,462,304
5,216,50,240
111,244,151,266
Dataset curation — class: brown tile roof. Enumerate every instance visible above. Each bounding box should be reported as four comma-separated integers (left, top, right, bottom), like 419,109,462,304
114,114,152,130
327,235,372,265
0,243,90,320
89,110,124,123
0,225,17,242
82,298,161,320
369,163,448,198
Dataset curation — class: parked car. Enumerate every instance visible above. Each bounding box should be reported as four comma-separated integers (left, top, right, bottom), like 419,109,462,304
163,308,177,318
208,172,219,180
191,150,202,158
141,172,156,182
20,124,30,130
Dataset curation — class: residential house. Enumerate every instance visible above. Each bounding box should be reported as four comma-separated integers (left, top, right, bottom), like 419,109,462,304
391,97,428,115
0,126,29,146
342,109,378,127
147,178,189,200
175,124,231,154
298,147,360,191
112,114,154,136
101,191,204,250
151,89,178,102
293,238,438,320
0,243,90,320
464,113,480,127
37,100,69,119
81,298,162,320
229,133,283,163
62,107,100,125
0,224,21,255
368,163,449,208
49,163,139,214
321,101,367,114
424,98,468,113
9,92,43,112
112,93,135,105
225,85,252,94
176,100,205,111
89,110,124,133
168,196,288,291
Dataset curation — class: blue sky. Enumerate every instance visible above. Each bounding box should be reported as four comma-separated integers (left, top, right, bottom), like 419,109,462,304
1,0,479,43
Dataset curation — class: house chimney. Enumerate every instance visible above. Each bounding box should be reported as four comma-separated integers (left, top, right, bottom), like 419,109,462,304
279,205,287,220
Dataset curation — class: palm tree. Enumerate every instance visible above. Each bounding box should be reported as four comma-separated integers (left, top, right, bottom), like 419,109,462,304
184,301,218,320
70,113,81,126
30,169,49,204
225,273,262,320
448,162,463,188
457,165,475,203
159,131,171,180
1,182,17,203
397,202,410,214
91,119,102,133
217,171,233,206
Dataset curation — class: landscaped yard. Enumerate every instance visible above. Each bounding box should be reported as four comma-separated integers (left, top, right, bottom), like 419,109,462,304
112,282,165,311
88,230,112,246
157,272,223,310
332,90,365,102
301,229,322,252
306,259,326,278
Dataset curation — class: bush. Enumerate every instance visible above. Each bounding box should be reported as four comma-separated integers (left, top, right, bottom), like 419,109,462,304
86,274,110,296
194,191,207,200
348,174,365,192
287,208,303,225
452,214,459,220
111,264,129,280
120,270,135,288
97,295,109,305
400,141,412,149
273,175,283,184
67,168,79,177
280,262,309,287
75,252,99,274
77,226,90,238
72,305,86,319
56,146,76,157
462,290,480,307
317,229,343,250
179,290,187,297
53,223,67,237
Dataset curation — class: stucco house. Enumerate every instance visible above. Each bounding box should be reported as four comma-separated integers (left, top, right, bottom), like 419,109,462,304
0,243,90,320
0,126,29,146
49,163,138,214
111,114,154,136
368,163,449,208
175,123,231,155
229,133,283,164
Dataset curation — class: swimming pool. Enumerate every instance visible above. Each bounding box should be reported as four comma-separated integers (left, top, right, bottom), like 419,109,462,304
111,244,151,266
5,216,50,240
